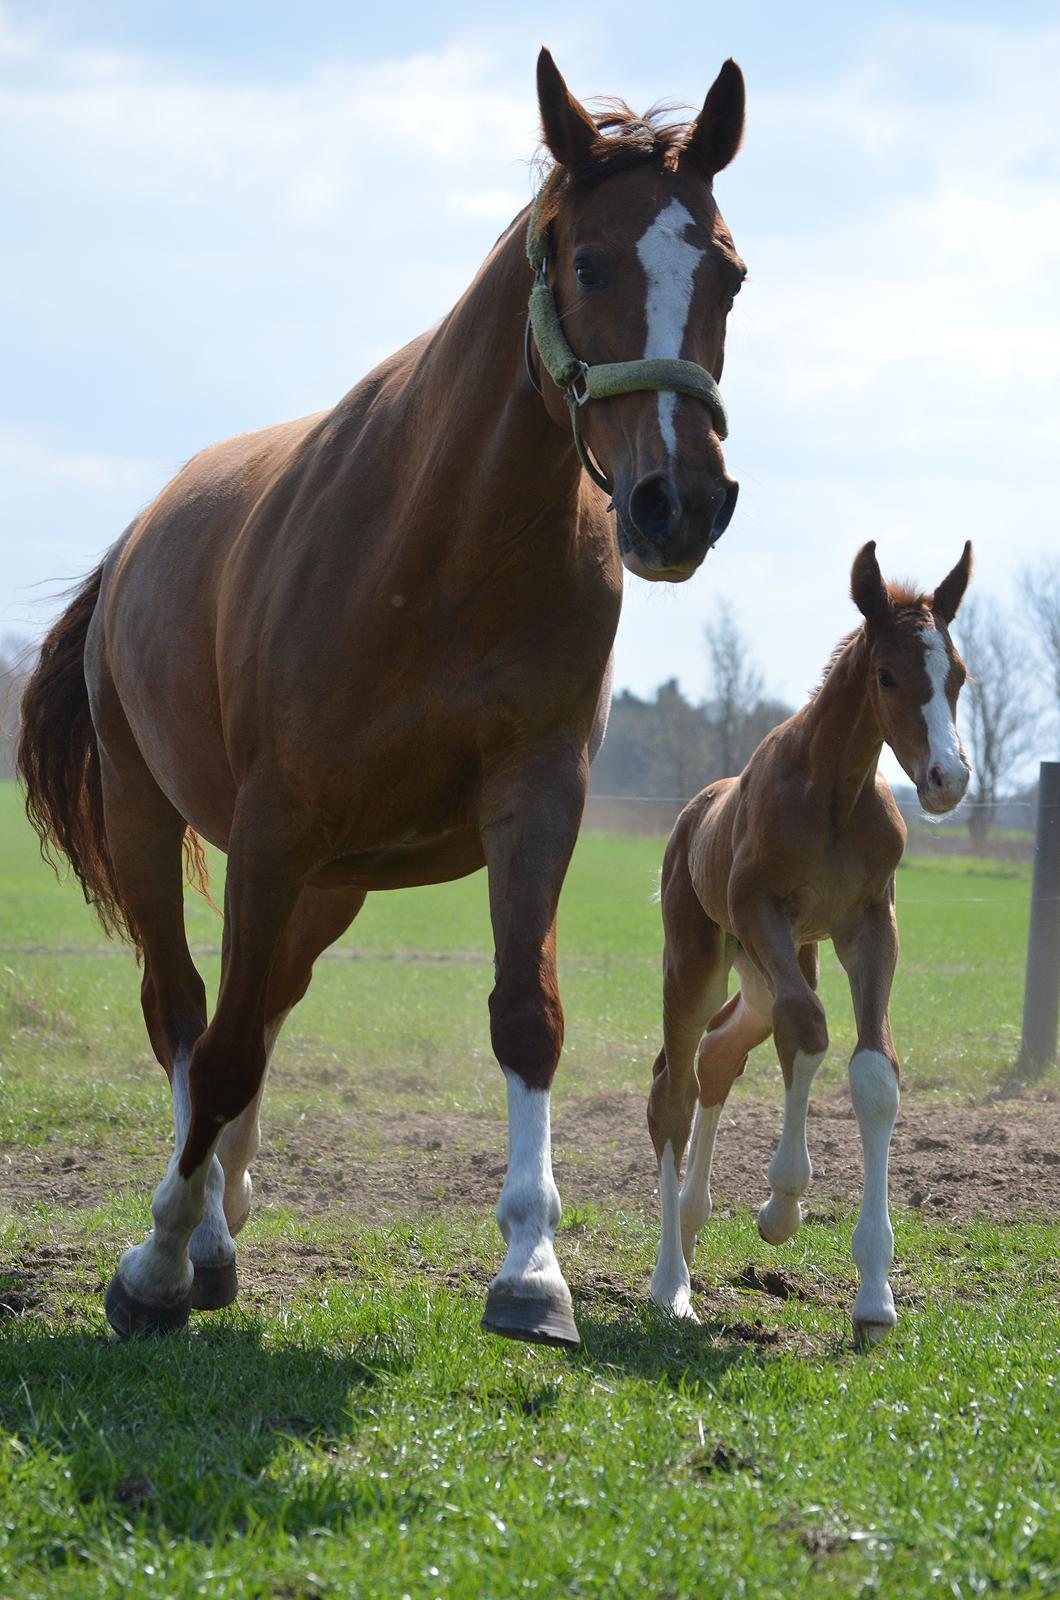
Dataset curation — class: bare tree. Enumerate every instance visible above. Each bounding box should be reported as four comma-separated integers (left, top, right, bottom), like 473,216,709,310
1020,558,1060,755
703,602,767,775
955,598,1040,849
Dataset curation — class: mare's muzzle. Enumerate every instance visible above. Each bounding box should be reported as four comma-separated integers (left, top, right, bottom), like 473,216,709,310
620,471,739,580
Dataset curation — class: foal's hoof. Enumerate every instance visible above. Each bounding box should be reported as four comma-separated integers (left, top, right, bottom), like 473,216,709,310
191,1258,239,1311
757,1196,802,1246
104,1273,192,1339
481,1284,581,1350
853,1316,896,1348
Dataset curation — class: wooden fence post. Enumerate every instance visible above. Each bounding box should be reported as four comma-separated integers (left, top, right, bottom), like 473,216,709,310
1019,761,1060,1077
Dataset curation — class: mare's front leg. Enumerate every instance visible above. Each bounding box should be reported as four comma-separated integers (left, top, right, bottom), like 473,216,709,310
834,894,901,1343
479,756,586,1350
733,896,829,1245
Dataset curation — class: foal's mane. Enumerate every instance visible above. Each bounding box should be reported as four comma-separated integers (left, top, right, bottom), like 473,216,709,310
811,583,934,699
533,101,696,226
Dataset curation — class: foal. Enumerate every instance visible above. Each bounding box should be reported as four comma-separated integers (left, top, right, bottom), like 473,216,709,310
648,541,972,1340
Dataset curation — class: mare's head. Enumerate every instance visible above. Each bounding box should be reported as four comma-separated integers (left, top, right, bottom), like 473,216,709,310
533,50,746,581
851,541,974,814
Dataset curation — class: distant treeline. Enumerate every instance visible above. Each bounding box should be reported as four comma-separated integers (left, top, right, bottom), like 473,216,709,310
590,678,793,800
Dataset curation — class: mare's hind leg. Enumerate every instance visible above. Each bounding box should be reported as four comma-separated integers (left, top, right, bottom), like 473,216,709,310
90,732,217,1335
106,790,308,1335
647,843,728,1319
202,884,367,1248
834,898,901,1342
679,953,773,1267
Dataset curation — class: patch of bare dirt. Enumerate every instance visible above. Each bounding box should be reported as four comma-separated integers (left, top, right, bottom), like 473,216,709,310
2,1091,1058,1226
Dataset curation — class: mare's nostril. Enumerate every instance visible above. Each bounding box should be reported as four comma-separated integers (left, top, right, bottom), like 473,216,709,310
628,474,679,544
712,478,739,540
929,766,944,789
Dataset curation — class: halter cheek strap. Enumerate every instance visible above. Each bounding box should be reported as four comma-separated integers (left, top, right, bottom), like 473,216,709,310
524,173,729,494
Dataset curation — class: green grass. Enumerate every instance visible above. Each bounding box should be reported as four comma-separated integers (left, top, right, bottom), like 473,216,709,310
3,1202,1059,1600
2,781,1059,1598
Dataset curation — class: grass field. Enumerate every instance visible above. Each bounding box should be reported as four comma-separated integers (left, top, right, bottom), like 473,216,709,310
2,781,1058,1598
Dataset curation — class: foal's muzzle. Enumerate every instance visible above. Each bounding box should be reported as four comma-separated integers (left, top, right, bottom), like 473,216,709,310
619,471,739,582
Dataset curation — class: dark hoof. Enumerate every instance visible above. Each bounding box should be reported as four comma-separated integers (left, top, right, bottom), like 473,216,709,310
481,1284,581,1350
191,1258,239,1311
104,1273,192,1339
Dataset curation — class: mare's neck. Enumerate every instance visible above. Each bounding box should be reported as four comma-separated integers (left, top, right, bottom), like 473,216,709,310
803,631,884,823
409,211,588,533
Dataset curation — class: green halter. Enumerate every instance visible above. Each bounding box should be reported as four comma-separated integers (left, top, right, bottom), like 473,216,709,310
524,174,729,493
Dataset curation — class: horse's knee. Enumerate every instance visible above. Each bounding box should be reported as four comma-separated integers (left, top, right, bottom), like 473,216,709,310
489,979,563,1090
773,990,828,1077
647,1051,697,1160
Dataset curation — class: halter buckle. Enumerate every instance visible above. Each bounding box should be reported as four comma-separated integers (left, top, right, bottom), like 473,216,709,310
567,362,591,408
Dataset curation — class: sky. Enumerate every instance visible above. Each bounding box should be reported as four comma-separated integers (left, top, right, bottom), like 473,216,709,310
2,1,1058,748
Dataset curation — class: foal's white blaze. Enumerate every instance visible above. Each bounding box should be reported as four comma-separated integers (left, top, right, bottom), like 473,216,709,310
678,1101,722,1265
651,1141,697,1318
920,629,968,805
636,198,705,458
849,1049,899,1337
118,1050,229,1305
758,1047,823,1245
492,1069,571,1305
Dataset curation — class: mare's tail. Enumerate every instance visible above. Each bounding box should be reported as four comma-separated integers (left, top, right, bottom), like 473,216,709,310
16,564,138,944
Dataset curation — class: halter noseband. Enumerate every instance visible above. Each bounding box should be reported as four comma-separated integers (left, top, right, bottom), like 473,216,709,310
524,172,729,494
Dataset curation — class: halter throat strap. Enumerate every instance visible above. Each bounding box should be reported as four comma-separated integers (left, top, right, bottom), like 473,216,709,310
524,173,729,493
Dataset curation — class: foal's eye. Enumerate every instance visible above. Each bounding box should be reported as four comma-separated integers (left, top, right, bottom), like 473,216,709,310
877,668,897,689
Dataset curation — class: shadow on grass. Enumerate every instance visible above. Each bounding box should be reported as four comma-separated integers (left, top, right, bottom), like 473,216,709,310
0,1316,419,1541
573,1300,806,1386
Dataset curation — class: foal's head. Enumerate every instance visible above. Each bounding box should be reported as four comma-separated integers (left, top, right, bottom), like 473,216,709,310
534,50,746,582
851,541,973,814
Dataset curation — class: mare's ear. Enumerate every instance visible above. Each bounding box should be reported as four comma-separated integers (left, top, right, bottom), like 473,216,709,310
851,541,890,621
683,59,746,180
932,541,973,624
537,48,597,171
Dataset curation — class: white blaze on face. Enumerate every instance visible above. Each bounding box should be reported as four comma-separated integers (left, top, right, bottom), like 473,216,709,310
635,198,704,459
921,629,967,793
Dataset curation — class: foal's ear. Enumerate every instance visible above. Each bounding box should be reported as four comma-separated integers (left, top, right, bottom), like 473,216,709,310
851,541,890,621
931,541,973,624
537,48,597,171
683,59,746,180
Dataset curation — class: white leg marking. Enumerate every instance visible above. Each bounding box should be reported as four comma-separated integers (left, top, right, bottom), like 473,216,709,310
679,1102,722,1267
212,1008,289,1237
651,1141,698,1319
920,629,969,803
758,1048,824,1245
491,1070,570,1306
636,198,705,459
120,1050,228,1305
849,1049,899,1339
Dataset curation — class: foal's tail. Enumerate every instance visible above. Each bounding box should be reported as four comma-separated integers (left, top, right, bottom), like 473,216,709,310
16,564,137,944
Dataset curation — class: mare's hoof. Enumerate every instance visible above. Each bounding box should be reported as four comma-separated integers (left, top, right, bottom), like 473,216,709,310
481,1285,581,1350
104,1273,192,1339
191,1258,239,1311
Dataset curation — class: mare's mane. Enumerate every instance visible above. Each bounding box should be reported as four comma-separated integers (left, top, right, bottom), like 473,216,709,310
533,101,697,227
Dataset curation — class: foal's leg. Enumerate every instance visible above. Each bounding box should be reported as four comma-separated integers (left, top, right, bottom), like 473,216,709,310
105,793,305,1336
478,757,586,1349
202,885,367,1245
678,952,773,1267
647,844,728,1318
834,898,901,1342
732,900,829,1245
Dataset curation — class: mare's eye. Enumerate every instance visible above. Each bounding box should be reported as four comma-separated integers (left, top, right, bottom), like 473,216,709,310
574,256,604,290
877,668,896,689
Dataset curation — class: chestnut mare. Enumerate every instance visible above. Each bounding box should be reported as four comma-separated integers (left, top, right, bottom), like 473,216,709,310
648,541,972,1342
18,51,747,1348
